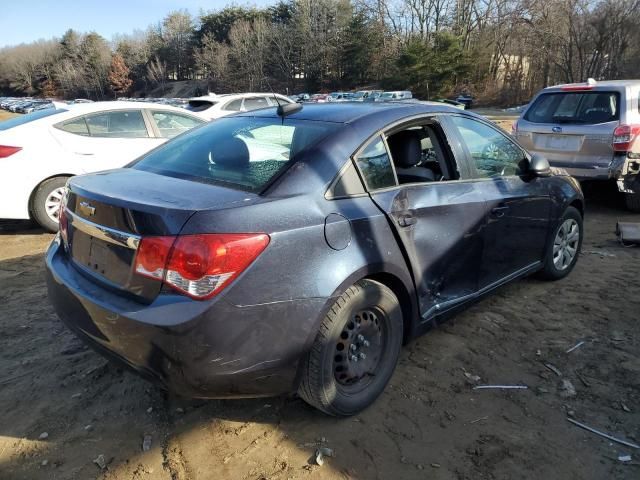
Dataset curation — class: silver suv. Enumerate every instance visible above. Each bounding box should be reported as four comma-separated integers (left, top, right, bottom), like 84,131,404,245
515,79,640,211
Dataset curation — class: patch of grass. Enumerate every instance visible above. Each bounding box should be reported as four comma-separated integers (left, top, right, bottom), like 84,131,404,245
0,111,19,122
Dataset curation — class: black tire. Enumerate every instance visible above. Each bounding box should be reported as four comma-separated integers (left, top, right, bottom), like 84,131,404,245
297,279,403,416
538,206,583,280
31,176,69,232
624,193,640,212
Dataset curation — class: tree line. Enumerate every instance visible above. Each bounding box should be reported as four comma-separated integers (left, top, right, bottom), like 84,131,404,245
0,0,638,105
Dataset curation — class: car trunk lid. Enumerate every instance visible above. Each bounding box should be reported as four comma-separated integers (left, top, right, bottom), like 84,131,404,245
64,168,260,303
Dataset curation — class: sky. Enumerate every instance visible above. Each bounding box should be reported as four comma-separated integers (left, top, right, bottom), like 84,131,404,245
0,0,275,48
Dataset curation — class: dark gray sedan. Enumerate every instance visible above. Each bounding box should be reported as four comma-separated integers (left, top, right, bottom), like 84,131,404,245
45,102,584,416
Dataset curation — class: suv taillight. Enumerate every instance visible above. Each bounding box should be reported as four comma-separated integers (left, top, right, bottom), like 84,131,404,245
613,125,640,152
134,233,270,300
0,145,22,158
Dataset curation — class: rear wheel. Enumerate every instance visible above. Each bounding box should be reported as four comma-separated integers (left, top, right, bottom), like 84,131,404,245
31,176,69,232
297,279,403,416
538,206,583,280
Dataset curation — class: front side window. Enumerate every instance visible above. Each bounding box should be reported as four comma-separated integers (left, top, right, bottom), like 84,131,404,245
354,136,397,190
451,116,525,178
151,111,204,138
524,91,619,125
85,110,149,138
132,117,338,192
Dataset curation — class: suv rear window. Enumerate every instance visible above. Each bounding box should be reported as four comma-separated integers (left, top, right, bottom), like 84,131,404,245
186,100,219,112
524,91,620,124
131,116,338,192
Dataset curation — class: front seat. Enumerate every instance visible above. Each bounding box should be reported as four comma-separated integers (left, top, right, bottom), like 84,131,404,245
387,130,435,183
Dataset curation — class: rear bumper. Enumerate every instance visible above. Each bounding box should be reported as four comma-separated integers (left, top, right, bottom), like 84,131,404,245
546,160,610,180
45,237,327,398
609,155,640,194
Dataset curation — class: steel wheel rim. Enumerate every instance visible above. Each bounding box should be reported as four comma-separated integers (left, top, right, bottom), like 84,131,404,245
333,308,386,392
553,219,580,270
44,187,65,223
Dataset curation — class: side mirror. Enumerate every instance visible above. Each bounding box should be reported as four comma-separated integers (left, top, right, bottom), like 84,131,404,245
528,154,552,176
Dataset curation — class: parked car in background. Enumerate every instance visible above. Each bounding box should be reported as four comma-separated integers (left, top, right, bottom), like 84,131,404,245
456,94,474,108
327,92,350,102
353,90,383,101
435,98,466,109
377,91,413,101
514,79,640,211
294,93,310,102
0,101,204,231
185,93,293,120
46,102,583,416
310,93,329,103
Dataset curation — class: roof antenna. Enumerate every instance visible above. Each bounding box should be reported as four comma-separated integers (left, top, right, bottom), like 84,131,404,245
265,78,302,123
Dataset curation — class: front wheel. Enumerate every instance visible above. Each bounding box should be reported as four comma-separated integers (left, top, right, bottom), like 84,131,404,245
538,206,583,280
297,279,403,416
31,176,69,233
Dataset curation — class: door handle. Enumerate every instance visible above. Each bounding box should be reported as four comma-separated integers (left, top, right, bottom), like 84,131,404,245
491,206,509,218
397,214,417,227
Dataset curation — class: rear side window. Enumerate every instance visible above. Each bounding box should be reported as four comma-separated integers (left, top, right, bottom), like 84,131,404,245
224,99,243,111
354,136,397,189
524,91,620,125
151,111,204,138
132,117,338,192
243,97,270,111
0,108,67,131
58,116,89,135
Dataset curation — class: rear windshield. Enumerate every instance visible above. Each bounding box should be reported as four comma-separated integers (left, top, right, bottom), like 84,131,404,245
131,116,338,192
0,108,67,131
186,100,219,112
524,91,620,124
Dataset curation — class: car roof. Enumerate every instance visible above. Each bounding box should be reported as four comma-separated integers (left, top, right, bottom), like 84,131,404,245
63,101,196,115
238,101,469,125
188,93,288,102
542,79,640,91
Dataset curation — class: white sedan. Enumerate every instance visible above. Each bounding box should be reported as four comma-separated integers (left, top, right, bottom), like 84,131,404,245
0,101,204,231
185,93,294,120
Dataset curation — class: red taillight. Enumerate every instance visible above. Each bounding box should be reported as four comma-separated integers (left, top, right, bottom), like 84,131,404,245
0,145,22,158
560,85,594,91
135,236,174,280
134,233,270,299
511,120,518,134
612,124,640,152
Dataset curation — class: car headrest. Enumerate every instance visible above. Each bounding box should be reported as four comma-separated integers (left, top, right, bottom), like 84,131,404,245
593,95,612,111
212,137,250,168
387,130,422,168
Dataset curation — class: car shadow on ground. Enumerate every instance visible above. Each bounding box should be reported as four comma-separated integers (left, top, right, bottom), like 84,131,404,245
0,219,45,235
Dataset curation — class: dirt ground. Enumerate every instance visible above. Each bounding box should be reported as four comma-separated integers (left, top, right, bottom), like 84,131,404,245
0,111,18,122
0,183,639,480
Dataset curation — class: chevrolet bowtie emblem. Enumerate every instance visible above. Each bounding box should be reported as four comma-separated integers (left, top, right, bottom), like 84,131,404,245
79,201,96,216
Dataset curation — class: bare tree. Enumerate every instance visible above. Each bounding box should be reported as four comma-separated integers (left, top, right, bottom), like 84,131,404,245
194,33,230,91
147,55,167,93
